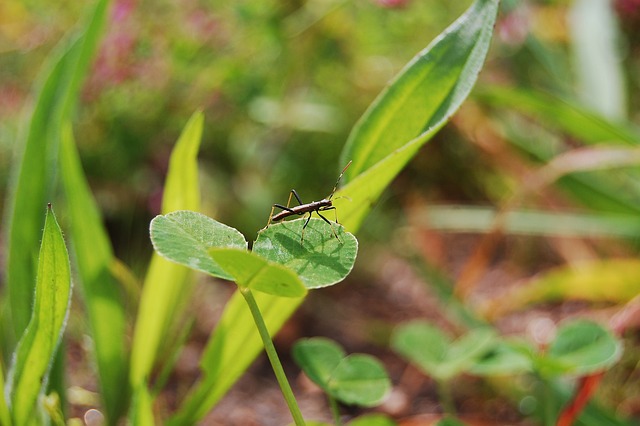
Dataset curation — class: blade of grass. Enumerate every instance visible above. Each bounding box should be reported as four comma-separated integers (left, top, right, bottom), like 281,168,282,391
59,123,129,423
129,384,154,426
477,86,640,145
418,205,640,238
6,205,71,426
568,0,626,120
482,259,640,320
478,86,640,216
0,359,9,426
3,0,109,342
130,112,203,407
336,0,499,230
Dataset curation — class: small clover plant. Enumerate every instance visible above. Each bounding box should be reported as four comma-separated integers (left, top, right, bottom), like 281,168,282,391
300,414,398,426
391,322,496,414
292,337,391,426
392,319,622,425
150,212,358,425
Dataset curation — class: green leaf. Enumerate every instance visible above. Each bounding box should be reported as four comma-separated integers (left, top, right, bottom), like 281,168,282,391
131,111,203,389
7,206,71,425
348,414,397,426
291,338,345,390
392,322,496,381
59,123,129,422
208,248,307,297
0,355,10,426
436,416,467,426
129,384,155,426
328,355,391,407
292,338,391,407
337,0,499,230
4,0,109,342
253,218,358,289
477,86,640,145
420,205,640,238
150,210,248,280
477,86,640,216
470,339,535,376
539,320,622,377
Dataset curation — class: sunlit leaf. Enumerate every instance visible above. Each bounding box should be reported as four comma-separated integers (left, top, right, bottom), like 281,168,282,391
482,259,640,319
208,248,307,297
60,123,129,422
337,0,499,230
131,111,203,390
7,206,71,425
150,210,248,280
129,384,155,426
477,86,639,145
0,361,9,426
419,205,640,238
348,414,397,426
253,218,358,289
4,0,109,342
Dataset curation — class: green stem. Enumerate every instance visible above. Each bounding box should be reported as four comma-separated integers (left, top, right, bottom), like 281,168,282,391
327,395,342,426
436,379,455,415
240,287,306,426
542,378,554,426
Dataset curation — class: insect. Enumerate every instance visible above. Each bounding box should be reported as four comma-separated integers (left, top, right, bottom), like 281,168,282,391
266,160,352,244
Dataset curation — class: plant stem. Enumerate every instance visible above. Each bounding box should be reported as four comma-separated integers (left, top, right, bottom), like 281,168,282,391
542,378,554,426
240,287,306,426
436,379,456,415
327,395,342,426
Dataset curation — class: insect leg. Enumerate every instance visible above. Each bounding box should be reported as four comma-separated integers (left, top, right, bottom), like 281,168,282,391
300,212,312,245
316,208,342,243
320,205,340,224
290,189,304,206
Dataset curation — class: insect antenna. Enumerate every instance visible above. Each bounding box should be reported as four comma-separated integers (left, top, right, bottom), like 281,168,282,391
327,160,352,200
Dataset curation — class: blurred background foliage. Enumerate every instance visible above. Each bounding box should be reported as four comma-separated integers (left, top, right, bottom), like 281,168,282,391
2,0,472,265
3,0,640,422
2,0,639,264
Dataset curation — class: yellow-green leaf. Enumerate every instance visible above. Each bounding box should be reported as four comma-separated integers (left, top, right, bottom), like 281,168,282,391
7,206,71,425
130,111,203,389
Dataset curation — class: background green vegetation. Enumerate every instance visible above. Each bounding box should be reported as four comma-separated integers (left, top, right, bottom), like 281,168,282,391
2,0,640,424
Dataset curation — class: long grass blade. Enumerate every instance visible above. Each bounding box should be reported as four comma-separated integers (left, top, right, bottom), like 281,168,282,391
129,112,203,425
478,86,640,216
6,206,71,426
419,205,640,238
3,0,110,342
59,123,129,423
336,0,499,230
